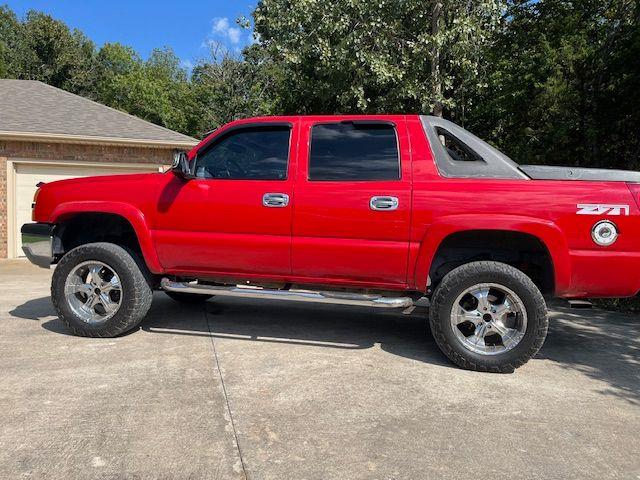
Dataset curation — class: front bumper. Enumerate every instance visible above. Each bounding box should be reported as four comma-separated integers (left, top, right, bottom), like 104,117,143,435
21,223,55,268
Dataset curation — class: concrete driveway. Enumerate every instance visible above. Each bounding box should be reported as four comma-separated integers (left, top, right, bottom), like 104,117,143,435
0,259,638,480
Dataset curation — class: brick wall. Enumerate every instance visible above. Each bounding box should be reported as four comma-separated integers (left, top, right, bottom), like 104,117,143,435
0,140,174,165
0,140,179,258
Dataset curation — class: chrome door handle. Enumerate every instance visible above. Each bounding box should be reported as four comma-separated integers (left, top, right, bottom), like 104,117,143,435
370,196,399,211
263,193,290,207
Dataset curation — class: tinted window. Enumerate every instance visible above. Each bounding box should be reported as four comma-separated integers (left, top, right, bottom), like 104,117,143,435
309,123,400,181
436,127,484,163
195,126,290,180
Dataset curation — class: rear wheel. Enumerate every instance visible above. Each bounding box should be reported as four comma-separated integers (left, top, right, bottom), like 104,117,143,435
165,291,213,304
51,242,153,337
429,261,548,373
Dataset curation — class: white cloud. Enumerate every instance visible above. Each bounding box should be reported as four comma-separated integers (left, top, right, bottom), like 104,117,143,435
212,17,228,32
227,28,242,45
211,17,242,45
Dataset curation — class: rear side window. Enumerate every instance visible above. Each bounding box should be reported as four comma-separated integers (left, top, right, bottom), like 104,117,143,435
195,126,291,180
309,123,400,181
437,127,484,163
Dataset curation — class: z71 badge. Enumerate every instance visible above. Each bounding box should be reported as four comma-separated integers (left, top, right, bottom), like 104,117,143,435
576,204,629,216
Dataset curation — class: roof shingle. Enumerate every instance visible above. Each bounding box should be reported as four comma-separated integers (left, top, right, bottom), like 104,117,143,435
0,80,198,147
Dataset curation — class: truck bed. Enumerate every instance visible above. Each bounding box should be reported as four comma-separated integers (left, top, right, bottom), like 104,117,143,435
520,165,640,182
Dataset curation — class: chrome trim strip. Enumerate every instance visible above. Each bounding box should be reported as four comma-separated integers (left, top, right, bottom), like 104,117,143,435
370,196,399,211
262,193,290,207
161,278,414,309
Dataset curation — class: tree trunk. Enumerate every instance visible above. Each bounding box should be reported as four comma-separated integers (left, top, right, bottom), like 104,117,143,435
431,1,444,117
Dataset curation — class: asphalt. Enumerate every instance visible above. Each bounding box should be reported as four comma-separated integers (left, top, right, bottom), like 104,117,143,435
0,259,638,480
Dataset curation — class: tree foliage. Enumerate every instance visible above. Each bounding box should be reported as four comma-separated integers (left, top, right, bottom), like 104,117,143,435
190,42,280,133
0,6,19,77
0,7,95,93
253,0,505,115
468,0,640,169
94,44,195,134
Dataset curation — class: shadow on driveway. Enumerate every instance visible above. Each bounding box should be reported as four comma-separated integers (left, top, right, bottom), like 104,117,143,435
539,303,640,405
9,294,640,403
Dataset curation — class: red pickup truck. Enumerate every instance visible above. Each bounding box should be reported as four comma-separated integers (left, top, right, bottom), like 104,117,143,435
21,115,640,372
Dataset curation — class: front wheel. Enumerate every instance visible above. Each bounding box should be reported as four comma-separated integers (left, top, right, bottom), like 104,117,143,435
429,261,548,373
51,242,153,337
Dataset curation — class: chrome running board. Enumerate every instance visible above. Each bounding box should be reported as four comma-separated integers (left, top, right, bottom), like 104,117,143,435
161,278,414,309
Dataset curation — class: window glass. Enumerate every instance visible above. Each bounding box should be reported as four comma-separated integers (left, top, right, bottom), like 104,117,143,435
436,127,485,163
309,123,400,181
195,126,290,180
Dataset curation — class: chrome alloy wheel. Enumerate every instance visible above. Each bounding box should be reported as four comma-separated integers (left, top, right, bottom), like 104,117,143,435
64,261,122,324
450,283,527,355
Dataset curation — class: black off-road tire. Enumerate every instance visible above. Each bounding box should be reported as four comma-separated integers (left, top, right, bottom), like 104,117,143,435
165,291,213,304
51,242,153,337
429,261,548,373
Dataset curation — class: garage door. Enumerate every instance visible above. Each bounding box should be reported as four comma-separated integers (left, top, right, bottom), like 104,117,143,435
13,162,159,257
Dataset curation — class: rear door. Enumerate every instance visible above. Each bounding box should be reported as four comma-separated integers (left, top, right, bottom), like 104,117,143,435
292,116,412,287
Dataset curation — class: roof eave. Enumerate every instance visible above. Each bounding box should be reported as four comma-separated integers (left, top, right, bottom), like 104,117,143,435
0,130,198,149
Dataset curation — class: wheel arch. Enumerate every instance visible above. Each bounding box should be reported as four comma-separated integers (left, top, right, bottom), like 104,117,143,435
50,202,163,274
412,215,571,295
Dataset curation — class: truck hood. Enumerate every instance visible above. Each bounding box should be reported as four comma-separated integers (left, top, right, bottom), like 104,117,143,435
40,172,160,189
519,165,640,183
33,172,166,223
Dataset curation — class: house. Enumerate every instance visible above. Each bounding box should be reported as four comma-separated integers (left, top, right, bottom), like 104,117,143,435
0,80,198,258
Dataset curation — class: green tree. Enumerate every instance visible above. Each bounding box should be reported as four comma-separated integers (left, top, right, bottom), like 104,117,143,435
190,42,280,136
253,0,505,116
94,44,195,134
468,0,640,168
0,5,20,77
16,10,95,94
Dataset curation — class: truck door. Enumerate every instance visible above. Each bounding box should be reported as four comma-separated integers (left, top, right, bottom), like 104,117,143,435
152,121,297,276
292,117,412,287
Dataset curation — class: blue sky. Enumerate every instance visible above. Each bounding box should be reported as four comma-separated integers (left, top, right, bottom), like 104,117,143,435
5,0,257,68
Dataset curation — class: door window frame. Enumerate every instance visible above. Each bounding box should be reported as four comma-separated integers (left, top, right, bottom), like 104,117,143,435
306,120,402,182
192,122,294,181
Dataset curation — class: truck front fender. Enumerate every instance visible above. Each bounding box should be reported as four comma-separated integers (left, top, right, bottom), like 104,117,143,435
412,214,571,295
49,201,163,274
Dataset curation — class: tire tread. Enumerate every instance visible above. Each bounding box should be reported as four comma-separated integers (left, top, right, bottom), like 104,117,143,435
51,242,152,337
429,261,548,373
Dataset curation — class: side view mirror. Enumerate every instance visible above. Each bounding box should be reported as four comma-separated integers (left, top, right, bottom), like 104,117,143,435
172,150,195,180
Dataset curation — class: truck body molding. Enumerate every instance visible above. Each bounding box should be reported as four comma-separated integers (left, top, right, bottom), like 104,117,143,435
412,215,571,295
49,201,164,273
